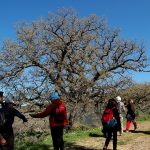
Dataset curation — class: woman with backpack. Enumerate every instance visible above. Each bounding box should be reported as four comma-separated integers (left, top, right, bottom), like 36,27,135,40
102,98,120,150
125,99,137,132
30,93,68,150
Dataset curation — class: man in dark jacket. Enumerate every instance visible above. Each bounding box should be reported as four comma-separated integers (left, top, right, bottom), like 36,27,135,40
0,99,28,150
30,93,68,150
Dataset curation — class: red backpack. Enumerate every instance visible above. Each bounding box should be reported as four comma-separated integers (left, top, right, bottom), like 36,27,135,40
52,103,66,123
101,108,117,128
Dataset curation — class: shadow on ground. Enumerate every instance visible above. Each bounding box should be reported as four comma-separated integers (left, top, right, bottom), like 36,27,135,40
17,141,101,150
130,130,150,135
16,144,51,150
89,132,104,138
65,141,101,150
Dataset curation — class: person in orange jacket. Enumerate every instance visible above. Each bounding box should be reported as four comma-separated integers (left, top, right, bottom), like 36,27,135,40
30,93,68,150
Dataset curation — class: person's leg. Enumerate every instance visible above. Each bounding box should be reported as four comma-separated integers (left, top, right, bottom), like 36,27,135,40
6,133,14,150
103,129,112,149
120,115,124,135
113,129,117,150
57,126,64,150
2,130,14,150
126,120,131,131
102,126,108,138
132,120,137,130
50,127,59,150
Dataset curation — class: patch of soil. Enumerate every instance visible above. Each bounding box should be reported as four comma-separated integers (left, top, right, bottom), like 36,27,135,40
71,121,150,150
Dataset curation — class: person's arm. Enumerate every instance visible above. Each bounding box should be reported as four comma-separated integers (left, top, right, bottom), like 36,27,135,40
30,104,53,118
122,102,126,112
13,108,28,122
131,103,135,113
113,107,121,128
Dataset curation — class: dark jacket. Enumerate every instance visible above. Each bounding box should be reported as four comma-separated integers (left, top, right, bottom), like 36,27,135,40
0,105,27,131
127,103,136,119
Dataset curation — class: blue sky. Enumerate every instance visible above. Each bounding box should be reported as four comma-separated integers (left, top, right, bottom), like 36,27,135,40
0,0,150,83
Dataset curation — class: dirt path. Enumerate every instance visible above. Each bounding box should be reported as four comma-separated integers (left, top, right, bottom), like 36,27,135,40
67,121,150,150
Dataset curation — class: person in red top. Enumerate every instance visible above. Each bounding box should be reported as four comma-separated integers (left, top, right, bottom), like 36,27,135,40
30,94,68,150
102,98,120,150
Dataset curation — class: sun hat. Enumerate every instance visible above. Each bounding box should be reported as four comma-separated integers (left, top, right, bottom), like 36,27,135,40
115,96,121,102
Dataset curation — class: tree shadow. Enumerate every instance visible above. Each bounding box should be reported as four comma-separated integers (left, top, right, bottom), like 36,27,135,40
65,141,98,150
130,130,150,135
66,145,96,150
16,144,51,150
88,132,103,137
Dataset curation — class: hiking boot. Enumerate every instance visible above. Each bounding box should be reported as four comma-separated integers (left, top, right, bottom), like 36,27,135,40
103,146,107,150
134,126,139,131
120,131,123,136
125,130,129,133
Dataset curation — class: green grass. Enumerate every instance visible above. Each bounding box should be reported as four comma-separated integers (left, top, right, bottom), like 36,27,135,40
117,140,128,145
15,126,102,150
137,114,150,122
64,127,101,142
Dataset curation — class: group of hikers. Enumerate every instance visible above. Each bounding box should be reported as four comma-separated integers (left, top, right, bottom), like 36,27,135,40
0,91,138,150
102,96,138,150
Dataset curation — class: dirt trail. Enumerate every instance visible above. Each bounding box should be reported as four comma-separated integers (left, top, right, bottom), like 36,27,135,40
68,121,150,150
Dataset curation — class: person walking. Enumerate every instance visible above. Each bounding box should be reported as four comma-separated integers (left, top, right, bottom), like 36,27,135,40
102,98,120,150
0,91,7,147
0,98,28,150
125,99,137,132
115,96,126,135
30,93,68,150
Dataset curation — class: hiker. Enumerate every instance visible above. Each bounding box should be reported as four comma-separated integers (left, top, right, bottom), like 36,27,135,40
30,93,68,150
0,98,28,150
125,99,137,132
115,96,126,135
102,98,120,150
0,91,7,146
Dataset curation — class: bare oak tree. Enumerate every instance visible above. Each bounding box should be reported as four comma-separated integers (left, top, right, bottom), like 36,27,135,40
0,8,149,125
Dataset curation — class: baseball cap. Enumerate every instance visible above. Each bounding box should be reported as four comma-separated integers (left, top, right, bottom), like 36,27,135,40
48,93,59,101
